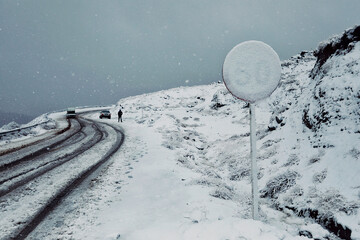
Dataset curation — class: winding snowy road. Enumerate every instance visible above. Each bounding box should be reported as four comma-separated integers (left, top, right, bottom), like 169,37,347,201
0,111,124,239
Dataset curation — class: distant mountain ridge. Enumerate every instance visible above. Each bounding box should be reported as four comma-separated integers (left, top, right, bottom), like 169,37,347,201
0,110,34,128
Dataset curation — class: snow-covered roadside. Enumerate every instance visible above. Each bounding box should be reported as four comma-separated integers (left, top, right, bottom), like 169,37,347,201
45,116,306,240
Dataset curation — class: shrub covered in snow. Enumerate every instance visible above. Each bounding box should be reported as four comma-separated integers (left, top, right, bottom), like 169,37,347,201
260,170,300,199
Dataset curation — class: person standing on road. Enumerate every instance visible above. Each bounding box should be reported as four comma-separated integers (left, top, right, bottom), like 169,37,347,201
118,109,123,122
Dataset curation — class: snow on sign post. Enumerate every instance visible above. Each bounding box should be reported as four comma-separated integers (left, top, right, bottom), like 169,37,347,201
222,41,281,220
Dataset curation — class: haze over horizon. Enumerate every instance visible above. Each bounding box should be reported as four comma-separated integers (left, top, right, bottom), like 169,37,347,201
1,0,360,123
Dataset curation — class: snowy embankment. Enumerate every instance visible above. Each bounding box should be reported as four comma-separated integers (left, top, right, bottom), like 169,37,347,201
0,112,68,153
51,89,307,240
78,26,358,239
0,114,55,143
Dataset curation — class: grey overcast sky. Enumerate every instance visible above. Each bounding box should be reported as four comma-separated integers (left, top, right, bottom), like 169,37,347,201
1,0,360,118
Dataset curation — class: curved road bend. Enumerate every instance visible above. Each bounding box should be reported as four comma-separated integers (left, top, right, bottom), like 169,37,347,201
0,112,125,240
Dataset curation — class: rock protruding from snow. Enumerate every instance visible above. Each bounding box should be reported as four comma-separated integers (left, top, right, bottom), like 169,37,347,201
310,25,360,79
303,40,360,133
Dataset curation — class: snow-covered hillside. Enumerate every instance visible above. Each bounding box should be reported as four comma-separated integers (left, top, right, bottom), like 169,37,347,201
110,26,359,239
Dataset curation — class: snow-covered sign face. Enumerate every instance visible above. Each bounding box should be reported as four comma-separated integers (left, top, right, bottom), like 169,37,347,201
222,41,281,103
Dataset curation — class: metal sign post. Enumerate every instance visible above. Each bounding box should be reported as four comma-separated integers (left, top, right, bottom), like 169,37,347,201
222,41,281,221
250,103,259,220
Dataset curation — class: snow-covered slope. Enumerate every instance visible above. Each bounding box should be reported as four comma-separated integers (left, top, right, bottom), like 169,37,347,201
258,25,360,239
112,26,359,239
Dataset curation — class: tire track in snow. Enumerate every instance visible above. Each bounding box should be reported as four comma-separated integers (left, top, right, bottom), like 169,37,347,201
0,118,124,240
0,118,100,198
